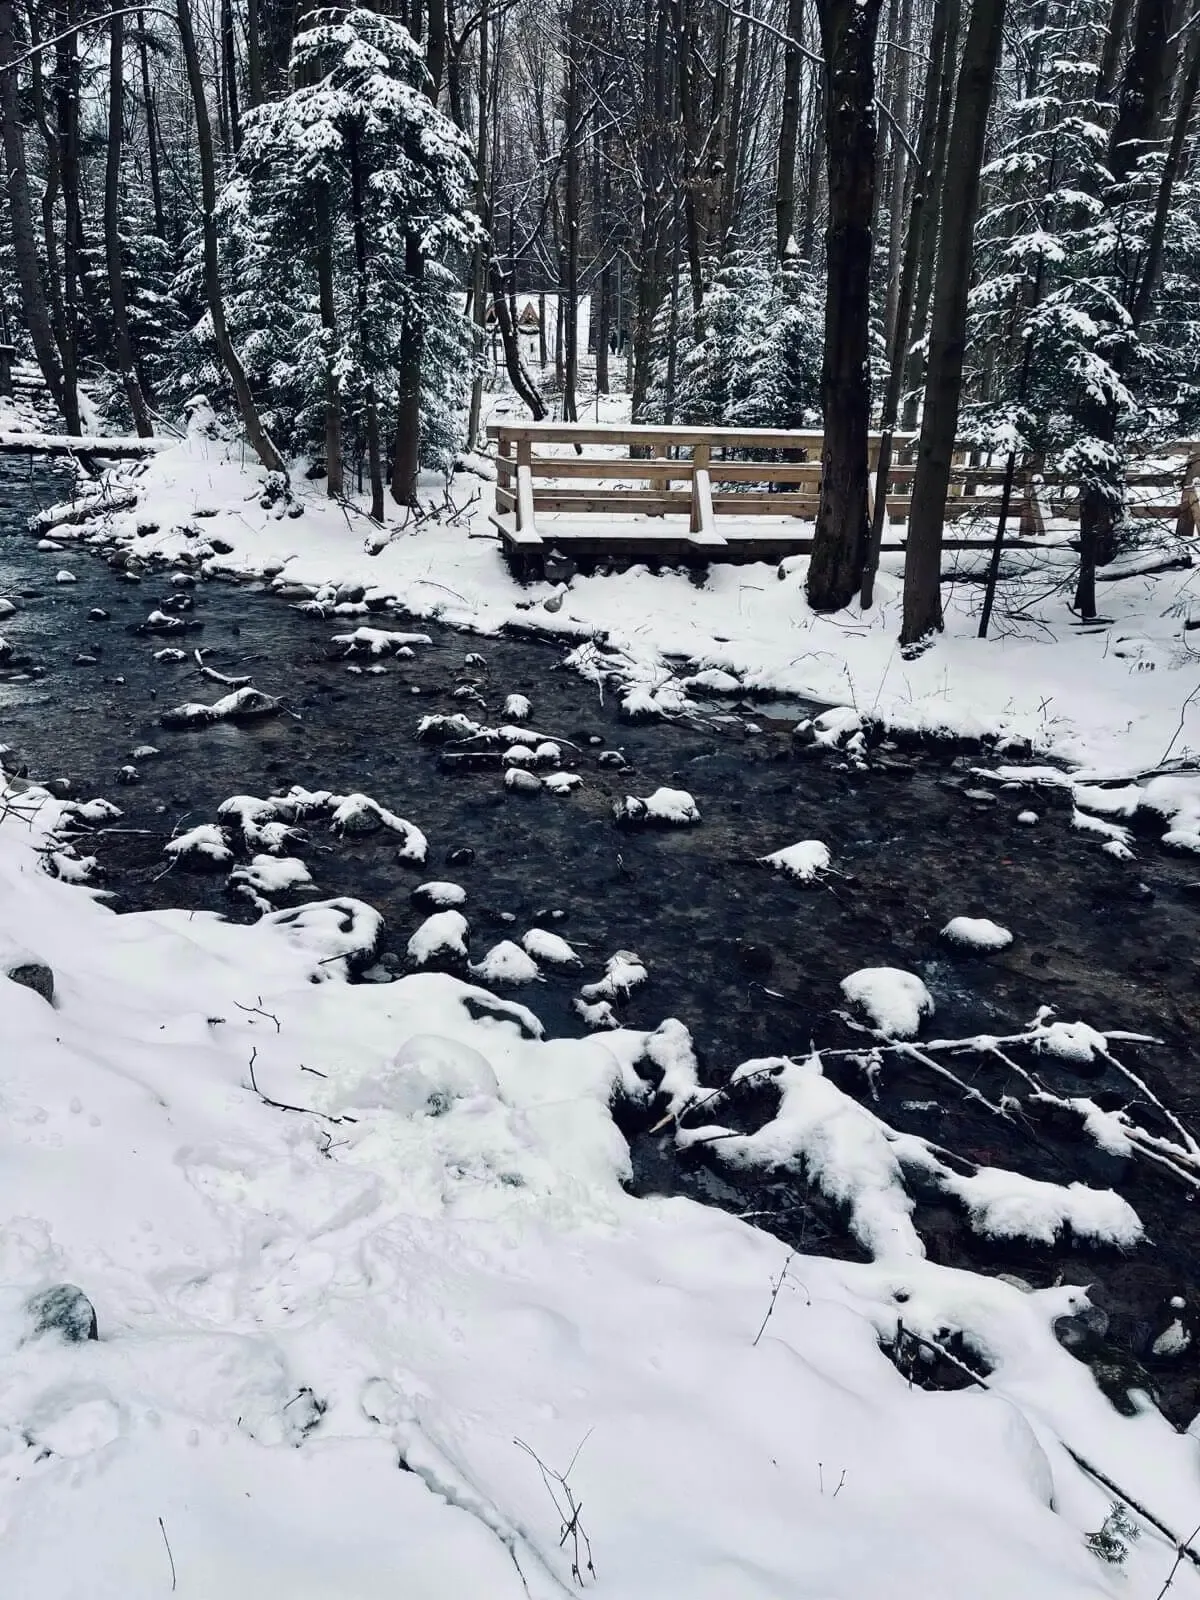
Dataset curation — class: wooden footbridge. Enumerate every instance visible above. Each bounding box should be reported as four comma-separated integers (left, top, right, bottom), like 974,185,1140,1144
488,422,1199,580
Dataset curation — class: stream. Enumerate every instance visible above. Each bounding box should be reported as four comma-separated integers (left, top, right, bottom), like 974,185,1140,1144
2,456,1198,1428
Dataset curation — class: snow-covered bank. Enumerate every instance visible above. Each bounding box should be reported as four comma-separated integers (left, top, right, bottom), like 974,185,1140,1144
47,411,1200,780
2,776,1200,1597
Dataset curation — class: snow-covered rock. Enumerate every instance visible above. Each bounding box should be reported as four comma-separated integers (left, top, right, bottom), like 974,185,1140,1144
408,910,469,965
504,768,542,795
503,693,531,720
164,824,233,869
543,771,582,794
468,941,541,985
160,687,280,728
759,841,831,882
941,917,1013,952
521,928,581,967
840,968,934,1038
614,787,700,825
412,881,467,910
581,951,647,1001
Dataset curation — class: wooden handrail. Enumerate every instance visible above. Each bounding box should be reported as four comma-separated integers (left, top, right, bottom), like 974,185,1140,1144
487,422,918,451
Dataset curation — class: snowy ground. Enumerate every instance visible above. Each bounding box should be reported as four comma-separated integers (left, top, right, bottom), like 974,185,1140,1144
40,392,1200,783
5,390,1200,1594
3,781,1200,1599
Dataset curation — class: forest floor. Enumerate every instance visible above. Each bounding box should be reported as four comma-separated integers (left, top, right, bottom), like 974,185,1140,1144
2,424,1200,1598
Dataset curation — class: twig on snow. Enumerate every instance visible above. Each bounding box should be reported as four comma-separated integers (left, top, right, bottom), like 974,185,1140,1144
158,1516,177,1592
234,996,282,1034
514,1434,596,1586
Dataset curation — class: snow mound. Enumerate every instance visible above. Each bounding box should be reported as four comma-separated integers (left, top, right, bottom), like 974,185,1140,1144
759,840,831,882
841,968,934,1038
164,824,232,868
469,941,541,985
614,787,700,825
942,1169,1143,1248
941,917,1013,951
522,928,581,967
408,910,469,965
503,694,531,720
332,626,431,656
543,771,581,794
412,881,466,909
581,951,647,1001
229,855,313,897
160,687,280,728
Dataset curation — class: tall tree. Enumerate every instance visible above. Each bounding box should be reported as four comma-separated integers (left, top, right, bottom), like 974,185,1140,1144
105,10,153,435
806,0,886,613
902,0,1009,645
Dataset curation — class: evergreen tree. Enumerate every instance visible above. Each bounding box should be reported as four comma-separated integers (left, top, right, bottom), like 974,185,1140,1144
218,8,479,502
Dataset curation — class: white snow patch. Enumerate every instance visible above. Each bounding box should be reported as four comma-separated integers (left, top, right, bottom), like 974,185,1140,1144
941,917,1014,951
521,929,581,967
163,824,232,866
408,910,470,965
841,968,934,1038
469,941,541,985
581,951,647,1001
759,840,832,882
942,1168,1143,1247
615,787,700,825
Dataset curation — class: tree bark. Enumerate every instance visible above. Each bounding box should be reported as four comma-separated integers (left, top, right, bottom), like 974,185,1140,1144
0,0,64,412
390,230,423,505
775,0,805,259
105,11,153,435
860,0,955,605
900,0,959,428
176,0,285,475
221,0,241,152
805,0,885,613
901,0,1008,646
1130,20,1200,329
489,259,547,418
137,8,166,238
884,0,913,349
54,1,82,433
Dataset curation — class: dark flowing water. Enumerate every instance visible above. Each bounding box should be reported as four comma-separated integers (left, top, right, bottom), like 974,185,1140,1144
2,457,1198,1426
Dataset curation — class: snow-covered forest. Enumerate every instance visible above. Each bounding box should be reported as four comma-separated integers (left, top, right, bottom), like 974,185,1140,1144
2,1,1200,1597
0,0,1197,631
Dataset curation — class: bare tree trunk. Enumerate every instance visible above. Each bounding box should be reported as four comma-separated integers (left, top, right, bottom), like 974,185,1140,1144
0,0,64,411
806,0,885,613
390,230,423,505
176,0,285,474
246,0,262,107
1131,20,1200,329
860,0,956,605
884,0,913,349
54,2,82,433
902,0,1008,646
901,0,959,428
490,259,547,419
105,11,153,434
221,0,241,152
560,0,581,422
137,8,166,238
775,0,805,259
315,189,342,497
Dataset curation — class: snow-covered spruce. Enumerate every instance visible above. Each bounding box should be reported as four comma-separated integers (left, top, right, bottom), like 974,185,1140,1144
614,787,700,826
840,968,934,1039
759,840,831,882
941,917,1013,952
